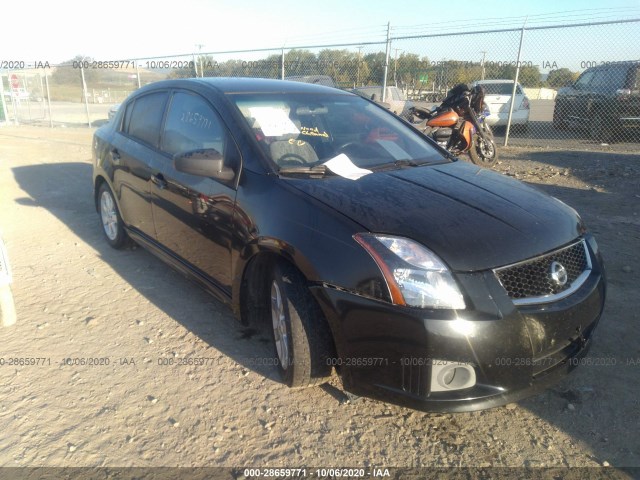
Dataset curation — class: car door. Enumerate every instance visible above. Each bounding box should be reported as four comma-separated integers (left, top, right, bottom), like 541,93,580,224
614,64,640,121
566,70,595,123
111,90,169,239
584,68,611,120
151,90,240,292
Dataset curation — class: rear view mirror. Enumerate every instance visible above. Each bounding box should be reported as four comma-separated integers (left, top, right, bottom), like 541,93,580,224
174,149,235,181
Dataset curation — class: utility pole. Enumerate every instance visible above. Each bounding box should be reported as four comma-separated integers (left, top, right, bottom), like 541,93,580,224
356,46,363,87
382,22,391,102
480,51,487,80
195,44,205,77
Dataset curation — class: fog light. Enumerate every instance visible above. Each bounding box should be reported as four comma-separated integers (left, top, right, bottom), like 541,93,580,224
430,360,476,392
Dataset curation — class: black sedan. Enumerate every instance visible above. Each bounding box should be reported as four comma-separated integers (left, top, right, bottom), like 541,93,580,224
93,78,606,412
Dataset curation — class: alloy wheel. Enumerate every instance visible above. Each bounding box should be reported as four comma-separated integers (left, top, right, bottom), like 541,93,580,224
271,281,289,369
100,190,119,241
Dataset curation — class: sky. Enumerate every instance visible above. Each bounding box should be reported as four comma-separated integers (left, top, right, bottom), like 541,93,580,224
4,0,640,67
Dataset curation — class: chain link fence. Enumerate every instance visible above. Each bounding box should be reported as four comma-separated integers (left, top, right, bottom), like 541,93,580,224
2,19,639,150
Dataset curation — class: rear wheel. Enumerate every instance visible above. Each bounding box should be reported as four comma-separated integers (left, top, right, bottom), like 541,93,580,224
269,262,334,388
468,133,498,167
98,183,130,249
553,105,567,130
589,113,612,143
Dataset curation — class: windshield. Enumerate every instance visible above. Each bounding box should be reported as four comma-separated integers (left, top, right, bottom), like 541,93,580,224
229,92,446,173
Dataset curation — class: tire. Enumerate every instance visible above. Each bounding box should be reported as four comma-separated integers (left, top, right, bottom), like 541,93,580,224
269,261,334,388
514,123,528,134
98,183,130,249
468,133,498,168
589,113,612,143
552,105,567,130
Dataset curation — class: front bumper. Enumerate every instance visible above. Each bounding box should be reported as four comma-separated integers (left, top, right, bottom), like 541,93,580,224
485,110,529,126
311,241,606,412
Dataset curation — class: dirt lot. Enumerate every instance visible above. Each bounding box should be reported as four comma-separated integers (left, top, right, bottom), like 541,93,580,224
0,126,638,475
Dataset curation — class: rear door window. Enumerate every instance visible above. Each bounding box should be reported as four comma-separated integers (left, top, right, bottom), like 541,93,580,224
126,91,169,148
482,83,521,95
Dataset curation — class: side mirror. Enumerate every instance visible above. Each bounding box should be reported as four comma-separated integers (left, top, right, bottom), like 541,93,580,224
174,149,235,181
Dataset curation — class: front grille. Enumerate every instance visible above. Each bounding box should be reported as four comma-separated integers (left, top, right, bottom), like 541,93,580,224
494,240,591,304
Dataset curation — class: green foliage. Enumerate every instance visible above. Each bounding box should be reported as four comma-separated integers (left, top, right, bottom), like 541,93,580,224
546,68,578,88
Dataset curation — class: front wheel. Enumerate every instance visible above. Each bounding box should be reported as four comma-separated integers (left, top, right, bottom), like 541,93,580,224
468,133,498,167
269,262,334,388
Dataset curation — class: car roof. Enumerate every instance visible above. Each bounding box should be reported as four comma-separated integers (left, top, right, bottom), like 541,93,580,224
586,60,639,68
354,85,396,89
135,77,346,95
474,79,518,84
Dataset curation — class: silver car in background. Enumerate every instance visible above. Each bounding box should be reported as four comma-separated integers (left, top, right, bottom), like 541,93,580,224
352,86,414,118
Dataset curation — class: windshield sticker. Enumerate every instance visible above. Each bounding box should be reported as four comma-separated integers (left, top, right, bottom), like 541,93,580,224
180,111,212,130
323,154,372,180
300,126,329,138
248,107,299,137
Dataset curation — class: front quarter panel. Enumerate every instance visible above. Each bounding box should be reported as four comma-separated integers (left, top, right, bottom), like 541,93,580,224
231,170,390,305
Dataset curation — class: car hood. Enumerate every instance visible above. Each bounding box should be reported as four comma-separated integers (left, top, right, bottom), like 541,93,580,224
287,161,583,272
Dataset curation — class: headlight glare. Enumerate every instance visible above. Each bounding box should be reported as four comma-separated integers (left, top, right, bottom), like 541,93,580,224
354,234,465,309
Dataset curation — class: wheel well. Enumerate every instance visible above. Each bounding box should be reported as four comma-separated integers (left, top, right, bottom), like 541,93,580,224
239,253,336,353
94,176,107,213
239,253,277,327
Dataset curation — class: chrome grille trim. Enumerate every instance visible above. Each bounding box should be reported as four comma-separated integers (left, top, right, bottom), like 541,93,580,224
493,240,592,306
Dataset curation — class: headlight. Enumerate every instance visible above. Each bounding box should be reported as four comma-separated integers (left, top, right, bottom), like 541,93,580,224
354,233,465,309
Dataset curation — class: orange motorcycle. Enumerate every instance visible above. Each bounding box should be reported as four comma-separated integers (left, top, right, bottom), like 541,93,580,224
410,84,498,167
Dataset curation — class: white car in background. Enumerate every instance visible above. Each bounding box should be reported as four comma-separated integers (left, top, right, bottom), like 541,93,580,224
108,103,121,121
472,80,530,130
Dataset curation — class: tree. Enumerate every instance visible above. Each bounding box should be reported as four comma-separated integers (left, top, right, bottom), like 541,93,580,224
362,52,386,85
546,68,578,88
518,65,542,88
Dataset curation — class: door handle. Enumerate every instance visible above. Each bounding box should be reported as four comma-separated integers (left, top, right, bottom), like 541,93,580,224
150,173,167,189
110,149,121,162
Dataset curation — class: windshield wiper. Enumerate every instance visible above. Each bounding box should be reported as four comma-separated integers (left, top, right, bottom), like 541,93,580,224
393,159,421,167
370,159,429,171
277,164,330,176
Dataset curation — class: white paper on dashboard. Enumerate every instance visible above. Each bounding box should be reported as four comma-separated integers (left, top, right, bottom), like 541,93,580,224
323,154,373,180
248,107,299,137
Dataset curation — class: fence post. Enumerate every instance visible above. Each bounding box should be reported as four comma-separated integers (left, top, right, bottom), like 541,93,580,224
281,48,285,80
23,72,32,122
0,74,7,124
0,235,16,327
504,25,526,147
382,22,391,102
80,64,92,128
45,73,53,128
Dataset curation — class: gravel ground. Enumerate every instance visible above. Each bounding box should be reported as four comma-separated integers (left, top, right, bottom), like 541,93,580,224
0,126,638,476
